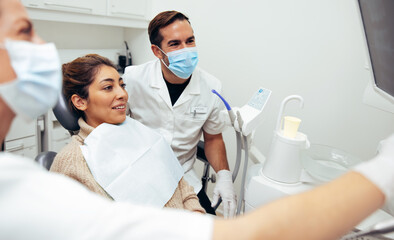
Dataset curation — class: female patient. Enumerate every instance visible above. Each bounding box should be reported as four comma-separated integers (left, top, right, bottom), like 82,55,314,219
50,54,205,213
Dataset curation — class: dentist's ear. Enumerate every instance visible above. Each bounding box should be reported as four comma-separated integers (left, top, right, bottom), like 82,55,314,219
71,94,87,111
151,45,164,59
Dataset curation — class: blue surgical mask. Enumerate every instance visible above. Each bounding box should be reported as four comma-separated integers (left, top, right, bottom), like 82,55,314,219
158,46,199,79
0,39,62,121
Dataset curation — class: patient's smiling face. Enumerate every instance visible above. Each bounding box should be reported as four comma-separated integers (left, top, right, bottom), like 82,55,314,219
73,65,128,128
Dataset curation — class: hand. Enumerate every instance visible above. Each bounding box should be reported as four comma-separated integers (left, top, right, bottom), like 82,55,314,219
376,133,394,158
354,133,394,212
211,170,237,218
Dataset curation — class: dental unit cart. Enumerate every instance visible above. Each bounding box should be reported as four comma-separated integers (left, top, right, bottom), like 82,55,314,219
244,95,312,210
242,95,394,239
212,87,271,214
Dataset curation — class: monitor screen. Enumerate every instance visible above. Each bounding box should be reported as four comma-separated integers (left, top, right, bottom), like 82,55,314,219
358,0,394,99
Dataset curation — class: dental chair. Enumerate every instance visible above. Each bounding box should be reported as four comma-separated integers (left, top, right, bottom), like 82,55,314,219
35,94,214,193
34,93,79,169
197,141,215,193
35,151,57,170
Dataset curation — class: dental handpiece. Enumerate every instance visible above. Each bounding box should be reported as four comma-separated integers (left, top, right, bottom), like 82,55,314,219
236,110,244,132
341,218,394,239
211,89,236,126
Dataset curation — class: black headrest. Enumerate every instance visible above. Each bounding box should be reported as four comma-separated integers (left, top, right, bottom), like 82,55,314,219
52,93,80,131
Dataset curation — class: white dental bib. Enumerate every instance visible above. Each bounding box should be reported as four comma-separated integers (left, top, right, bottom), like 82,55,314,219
80,117,184,207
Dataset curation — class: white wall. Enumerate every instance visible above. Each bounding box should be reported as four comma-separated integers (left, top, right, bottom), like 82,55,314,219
148,0,394,204
124,28,153,65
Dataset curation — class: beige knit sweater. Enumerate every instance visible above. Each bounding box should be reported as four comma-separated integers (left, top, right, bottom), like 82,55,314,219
50,118,205,213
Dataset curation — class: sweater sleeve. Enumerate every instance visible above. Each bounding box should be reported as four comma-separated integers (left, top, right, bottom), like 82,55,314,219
163,177,205,213
49,137,111,199
179,177,206,214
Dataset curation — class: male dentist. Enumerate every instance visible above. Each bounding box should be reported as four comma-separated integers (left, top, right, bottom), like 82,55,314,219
123,11,236,217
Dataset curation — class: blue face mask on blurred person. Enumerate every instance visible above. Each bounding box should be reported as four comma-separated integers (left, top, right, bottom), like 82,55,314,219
0,39,62,121
158,46,199,79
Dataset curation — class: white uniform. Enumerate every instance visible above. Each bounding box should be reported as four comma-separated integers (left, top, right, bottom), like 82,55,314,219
0,153,213,240
124,60,226,193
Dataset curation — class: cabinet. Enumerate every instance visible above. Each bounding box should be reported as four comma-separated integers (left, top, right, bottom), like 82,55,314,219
5,116,39,159
21,0,106,15
21,0,151,28
6,111,72,158
108,0,150,19
5,136,38,158
44,111,71,153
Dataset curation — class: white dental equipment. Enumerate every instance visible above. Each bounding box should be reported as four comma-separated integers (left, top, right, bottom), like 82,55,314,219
243,95,394,239
212,87,271,214
231,88,272,136
80,116,184,208
244,95,314,212
262,95,310,184
341,218,394,240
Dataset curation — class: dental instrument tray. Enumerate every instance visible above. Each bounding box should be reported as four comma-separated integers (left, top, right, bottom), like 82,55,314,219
301,144,363,182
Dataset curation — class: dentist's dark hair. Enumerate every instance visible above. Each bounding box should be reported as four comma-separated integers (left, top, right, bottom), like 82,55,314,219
62,54,117,117
148,10,191,48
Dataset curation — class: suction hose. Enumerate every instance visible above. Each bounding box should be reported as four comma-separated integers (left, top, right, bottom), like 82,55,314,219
211,90,242,211
236,135,249,215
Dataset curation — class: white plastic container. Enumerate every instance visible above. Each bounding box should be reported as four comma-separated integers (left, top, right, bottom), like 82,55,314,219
262,95,309,184
262,130,309,183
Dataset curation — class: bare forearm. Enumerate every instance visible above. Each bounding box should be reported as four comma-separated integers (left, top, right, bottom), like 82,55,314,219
213,171,384,240
203,132,229,172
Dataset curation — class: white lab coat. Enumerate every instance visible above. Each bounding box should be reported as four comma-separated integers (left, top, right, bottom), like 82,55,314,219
0,153,213,240
124,60,226,193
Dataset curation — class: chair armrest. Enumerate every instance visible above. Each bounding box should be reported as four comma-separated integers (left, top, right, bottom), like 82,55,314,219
196,140,208,164
35,151,57,170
